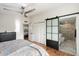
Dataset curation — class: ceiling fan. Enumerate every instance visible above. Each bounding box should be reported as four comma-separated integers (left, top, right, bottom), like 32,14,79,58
2,6,36,17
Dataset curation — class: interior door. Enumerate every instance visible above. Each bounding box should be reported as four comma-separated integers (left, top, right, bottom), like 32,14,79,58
46,18,59,50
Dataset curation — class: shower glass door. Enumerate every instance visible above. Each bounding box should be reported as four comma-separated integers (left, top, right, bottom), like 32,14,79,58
59,16,76,55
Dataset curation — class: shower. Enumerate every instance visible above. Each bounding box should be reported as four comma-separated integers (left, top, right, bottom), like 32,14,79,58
59,16,76,55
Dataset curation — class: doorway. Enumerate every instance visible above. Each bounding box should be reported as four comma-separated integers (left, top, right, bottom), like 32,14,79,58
59,16,76,55
23,24,29,39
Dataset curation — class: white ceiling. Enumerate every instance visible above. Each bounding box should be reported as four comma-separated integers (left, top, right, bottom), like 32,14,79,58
24,3,79,17
0,3,79,16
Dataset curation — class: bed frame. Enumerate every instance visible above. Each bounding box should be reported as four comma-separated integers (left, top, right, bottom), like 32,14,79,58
0,32,16,42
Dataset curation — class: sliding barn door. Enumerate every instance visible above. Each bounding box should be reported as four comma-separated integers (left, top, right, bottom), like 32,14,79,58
46,18,59,50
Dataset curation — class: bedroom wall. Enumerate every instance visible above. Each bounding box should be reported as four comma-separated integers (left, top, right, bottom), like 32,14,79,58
0,13,24,39
76,15,79,55
29,21,46,44
28,3,79,55
0,14,15,32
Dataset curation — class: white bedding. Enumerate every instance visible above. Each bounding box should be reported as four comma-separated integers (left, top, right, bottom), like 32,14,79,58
9,44,49,56
0,40,49,56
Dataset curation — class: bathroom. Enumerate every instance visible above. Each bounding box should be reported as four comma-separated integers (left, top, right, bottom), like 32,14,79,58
59,16,76,55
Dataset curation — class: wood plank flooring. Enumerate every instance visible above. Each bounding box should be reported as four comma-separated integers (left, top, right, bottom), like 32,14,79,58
28,40,73,56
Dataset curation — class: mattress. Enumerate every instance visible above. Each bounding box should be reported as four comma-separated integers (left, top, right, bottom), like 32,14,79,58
0,40,48,56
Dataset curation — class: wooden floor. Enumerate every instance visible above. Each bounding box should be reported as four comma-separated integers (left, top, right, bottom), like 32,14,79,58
28,40,72,56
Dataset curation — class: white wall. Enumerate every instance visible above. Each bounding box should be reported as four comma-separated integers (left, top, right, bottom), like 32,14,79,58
29,22,46,44
0,14,15,32
28,3,79,55
0,13,25,39
76,14,79,55
15,15,24,39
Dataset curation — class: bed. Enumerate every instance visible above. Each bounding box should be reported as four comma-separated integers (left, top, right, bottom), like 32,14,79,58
0,40,49,56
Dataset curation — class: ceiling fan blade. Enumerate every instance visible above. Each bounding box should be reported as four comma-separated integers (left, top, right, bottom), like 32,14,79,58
24,8,35,17
2,7,35,18
24,8,35,14
3,8,21,14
